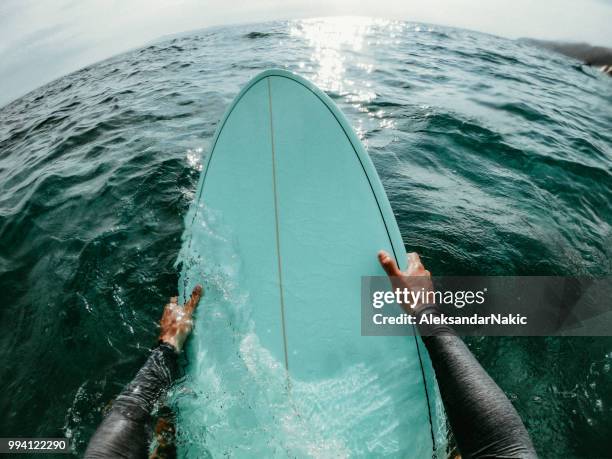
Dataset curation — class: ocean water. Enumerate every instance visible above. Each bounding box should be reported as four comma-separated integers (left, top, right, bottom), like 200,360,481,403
0,17,610,458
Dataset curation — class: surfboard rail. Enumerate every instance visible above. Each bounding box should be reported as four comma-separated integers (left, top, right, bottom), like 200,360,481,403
191,69,406,270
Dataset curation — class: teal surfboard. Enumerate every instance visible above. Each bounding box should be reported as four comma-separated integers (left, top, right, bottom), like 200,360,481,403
176,70,445,457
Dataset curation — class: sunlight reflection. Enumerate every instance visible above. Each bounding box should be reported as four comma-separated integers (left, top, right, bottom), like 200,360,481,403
290,17,385,95
290,17,407,144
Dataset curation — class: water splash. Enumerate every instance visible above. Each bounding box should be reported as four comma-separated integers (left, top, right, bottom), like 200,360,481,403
172,204,444,457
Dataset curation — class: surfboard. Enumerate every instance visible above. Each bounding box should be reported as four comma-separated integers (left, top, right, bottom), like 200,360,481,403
176,69,444,457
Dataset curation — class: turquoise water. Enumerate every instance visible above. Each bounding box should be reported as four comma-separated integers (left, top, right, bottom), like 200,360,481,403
0,17,610,457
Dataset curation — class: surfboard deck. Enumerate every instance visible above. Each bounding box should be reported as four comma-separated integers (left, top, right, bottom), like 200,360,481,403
176,69,444,457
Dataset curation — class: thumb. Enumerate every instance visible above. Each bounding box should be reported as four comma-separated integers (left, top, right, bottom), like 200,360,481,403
183,284,203,315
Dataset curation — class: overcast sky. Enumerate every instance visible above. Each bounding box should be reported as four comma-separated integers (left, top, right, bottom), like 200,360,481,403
1,0,610,107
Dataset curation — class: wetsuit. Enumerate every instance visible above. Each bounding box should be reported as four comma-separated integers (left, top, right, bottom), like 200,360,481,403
85,306,537,458
417,304,537,458
84,343,178,458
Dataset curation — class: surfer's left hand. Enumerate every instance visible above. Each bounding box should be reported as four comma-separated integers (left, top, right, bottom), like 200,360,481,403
159,285,203,352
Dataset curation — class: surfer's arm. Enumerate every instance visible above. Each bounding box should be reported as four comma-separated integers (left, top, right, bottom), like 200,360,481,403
418,315,537,458
378,252,537,459
84,286,202,459
84,343,178,458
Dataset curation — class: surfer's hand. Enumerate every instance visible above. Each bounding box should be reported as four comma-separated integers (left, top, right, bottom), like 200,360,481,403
159,285,203,352
377,251,433,313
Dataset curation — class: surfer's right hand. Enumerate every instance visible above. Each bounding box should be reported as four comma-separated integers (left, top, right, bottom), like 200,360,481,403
377,251,433,313
159,285,203,352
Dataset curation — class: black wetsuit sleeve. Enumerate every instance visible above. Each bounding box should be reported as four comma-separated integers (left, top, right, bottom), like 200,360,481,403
416,305,537,459
84,343,178,459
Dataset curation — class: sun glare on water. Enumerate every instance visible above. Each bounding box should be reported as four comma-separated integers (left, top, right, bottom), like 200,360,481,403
288,17,407,144
289,17,383,95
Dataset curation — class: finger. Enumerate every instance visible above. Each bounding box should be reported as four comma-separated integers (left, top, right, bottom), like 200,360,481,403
407,252,424,272
169,296,179,306
183,284,203,315
378,250,402,277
